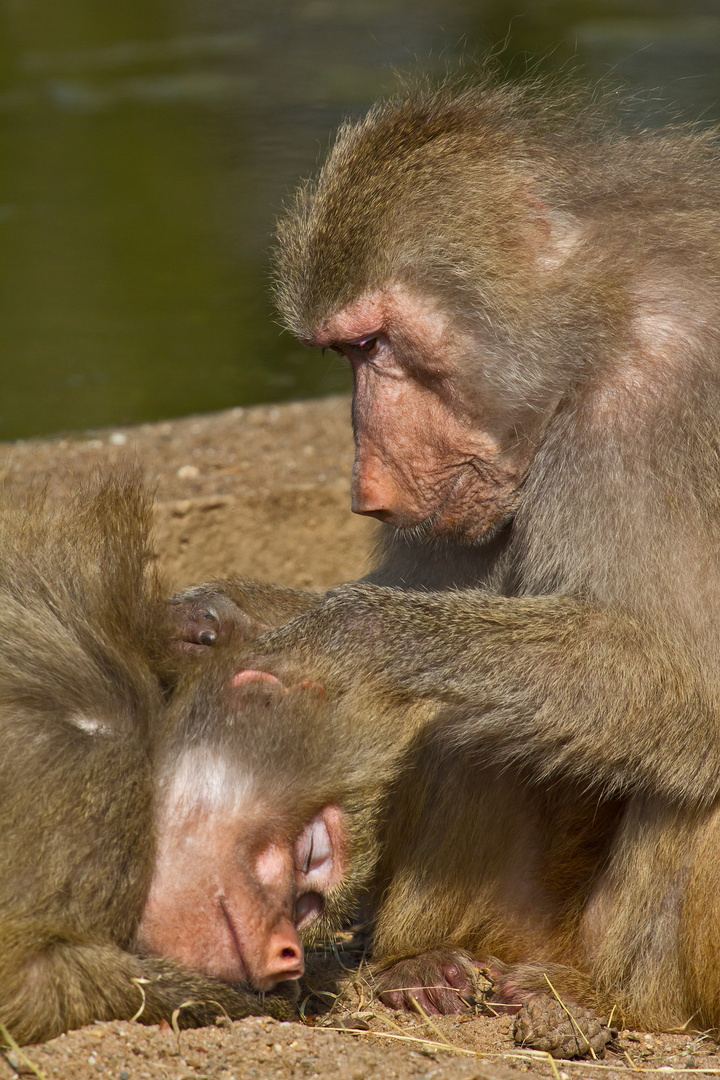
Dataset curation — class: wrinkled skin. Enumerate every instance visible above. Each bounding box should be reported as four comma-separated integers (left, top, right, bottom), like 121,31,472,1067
315,287,537,541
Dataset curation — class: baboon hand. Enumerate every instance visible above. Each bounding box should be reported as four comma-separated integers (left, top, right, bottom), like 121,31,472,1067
374,949,488,1016
169,585,268,655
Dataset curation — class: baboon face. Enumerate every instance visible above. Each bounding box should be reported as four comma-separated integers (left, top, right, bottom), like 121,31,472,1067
138,676,348,992
311,283,538,541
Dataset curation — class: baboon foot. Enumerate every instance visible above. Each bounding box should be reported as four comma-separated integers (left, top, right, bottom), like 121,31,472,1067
374,949,489,1015
512,992,615,1060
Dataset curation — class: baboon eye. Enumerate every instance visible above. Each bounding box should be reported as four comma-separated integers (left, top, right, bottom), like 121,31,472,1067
329,336,381,360
302,832,314,875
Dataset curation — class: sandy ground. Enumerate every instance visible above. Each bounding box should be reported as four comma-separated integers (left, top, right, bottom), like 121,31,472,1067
1,395,374,594
1,395,718,1080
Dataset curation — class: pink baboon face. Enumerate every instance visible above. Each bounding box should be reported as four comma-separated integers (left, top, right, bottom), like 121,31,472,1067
138,740,347,991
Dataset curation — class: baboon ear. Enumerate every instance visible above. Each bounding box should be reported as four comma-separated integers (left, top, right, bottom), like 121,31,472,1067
231,669,285,690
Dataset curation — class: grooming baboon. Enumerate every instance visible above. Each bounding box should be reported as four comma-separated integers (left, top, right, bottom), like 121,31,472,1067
172,74,720,1055
0,477,302,1046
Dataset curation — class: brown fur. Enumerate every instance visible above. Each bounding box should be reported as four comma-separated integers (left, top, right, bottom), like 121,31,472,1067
174,74,720,1051
0,476,296,1045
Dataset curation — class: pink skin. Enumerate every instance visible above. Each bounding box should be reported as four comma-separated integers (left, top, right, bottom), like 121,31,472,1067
378,953,482,1016
138,671,342,991
231,670,325,697
139,810,303,989
232,669,325,695
378,952,524,1017
138,788,346,991
231,670,286,691
309,284,535,541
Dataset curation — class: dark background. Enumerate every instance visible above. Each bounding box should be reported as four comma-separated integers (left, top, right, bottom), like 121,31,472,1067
2,0,720,439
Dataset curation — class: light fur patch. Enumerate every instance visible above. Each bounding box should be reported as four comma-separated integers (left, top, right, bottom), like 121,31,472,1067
70,713,112,735
536,213,584,271
158,746,254,821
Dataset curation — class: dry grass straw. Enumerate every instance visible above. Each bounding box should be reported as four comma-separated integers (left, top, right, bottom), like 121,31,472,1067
542,972,597,1059
0,1022,46,1080
303,940,720,1076
324,1026,720,1076
300,970,720,1077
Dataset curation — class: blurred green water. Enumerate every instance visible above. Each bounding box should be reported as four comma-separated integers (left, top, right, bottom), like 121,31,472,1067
2,0,720,439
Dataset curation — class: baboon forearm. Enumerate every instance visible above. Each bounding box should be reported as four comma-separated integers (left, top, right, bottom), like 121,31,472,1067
136,957,297,1027
0,944,295,1045
258,584,717,802
214,578,325,627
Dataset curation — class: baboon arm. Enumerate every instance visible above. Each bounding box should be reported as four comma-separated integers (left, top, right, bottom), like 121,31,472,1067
254,583,716,803
167,579,325,662
0,939,295,1045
